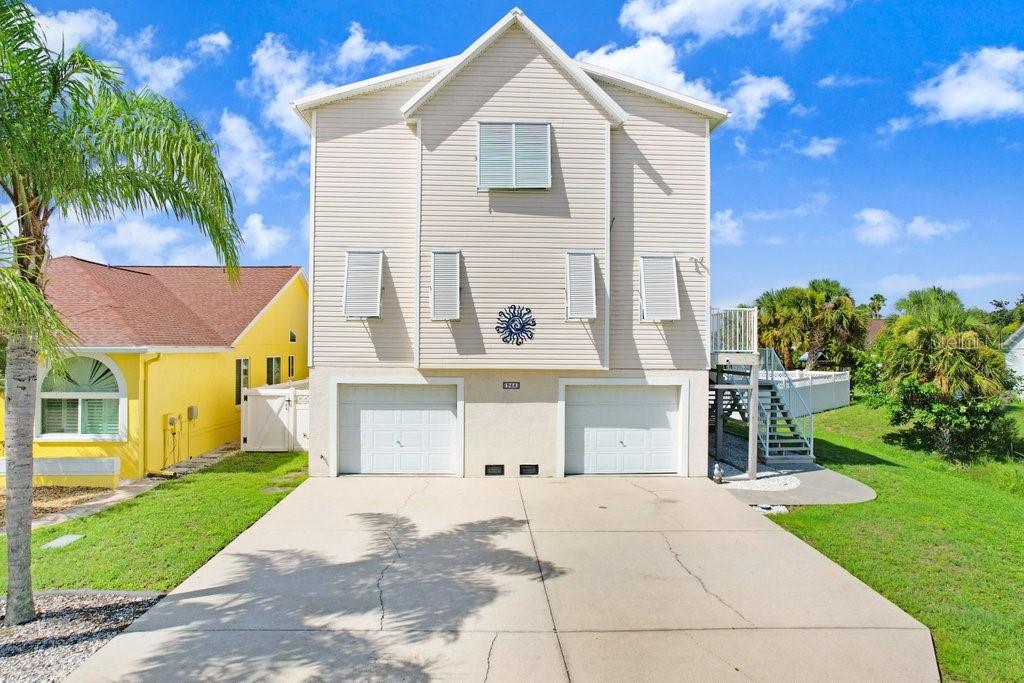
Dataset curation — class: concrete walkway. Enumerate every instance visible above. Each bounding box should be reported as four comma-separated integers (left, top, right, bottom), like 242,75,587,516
71,477,938,682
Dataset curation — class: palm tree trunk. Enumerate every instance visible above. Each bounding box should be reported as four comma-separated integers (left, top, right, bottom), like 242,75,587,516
4,330,38,625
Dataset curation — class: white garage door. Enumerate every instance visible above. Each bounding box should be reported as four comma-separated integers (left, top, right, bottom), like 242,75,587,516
566,385,680,474
340,384,457,474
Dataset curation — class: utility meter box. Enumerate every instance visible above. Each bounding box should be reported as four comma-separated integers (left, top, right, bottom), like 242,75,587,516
187,405,199,421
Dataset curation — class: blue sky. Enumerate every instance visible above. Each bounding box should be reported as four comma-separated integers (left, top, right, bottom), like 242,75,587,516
25,0,1024,312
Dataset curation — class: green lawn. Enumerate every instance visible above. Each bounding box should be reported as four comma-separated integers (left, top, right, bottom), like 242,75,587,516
773,401,1024,682
0,451,307,593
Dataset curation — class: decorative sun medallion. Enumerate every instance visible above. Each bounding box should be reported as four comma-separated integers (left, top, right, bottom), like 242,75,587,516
495,305,536,345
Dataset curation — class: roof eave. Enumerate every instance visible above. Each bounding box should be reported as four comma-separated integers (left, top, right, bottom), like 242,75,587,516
399,8,628,127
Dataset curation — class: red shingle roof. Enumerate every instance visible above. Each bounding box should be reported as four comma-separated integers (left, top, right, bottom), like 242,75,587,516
45,257,301,348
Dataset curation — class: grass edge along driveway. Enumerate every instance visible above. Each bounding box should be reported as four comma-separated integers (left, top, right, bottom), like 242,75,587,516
0,451,307,593
774,402,1024,682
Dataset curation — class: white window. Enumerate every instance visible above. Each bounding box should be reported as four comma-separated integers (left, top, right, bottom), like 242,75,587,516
478,122,551,190
344,249,384,318
431,250,461,320
565,251,597,320
37,355,126,441
639,255,681,321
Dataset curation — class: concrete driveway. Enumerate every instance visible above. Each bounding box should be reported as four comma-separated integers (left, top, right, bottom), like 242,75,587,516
72,477,938,681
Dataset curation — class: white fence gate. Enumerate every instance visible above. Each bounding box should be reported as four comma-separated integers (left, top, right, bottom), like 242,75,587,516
241,381,310,452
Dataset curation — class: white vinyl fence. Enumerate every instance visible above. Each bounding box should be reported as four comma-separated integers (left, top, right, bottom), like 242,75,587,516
241,380,310,452
768,370,850,418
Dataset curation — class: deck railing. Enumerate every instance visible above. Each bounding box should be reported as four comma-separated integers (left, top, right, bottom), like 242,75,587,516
711,307,758,353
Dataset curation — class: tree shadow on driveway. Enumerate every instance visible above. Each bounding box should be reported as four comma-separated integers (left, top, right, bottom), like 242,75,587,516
113,513,564,680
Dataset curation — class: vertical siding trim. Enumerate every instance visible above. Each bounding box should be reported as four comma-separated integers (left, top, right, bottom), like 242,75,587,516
704,118,711,370
603,123,611,370
307,110,317,367
415,118,422,368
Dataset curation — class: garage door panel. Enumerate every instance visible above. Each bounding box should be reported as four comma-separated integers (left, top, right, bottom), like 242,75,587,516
566,385,682,475
339,384,458,475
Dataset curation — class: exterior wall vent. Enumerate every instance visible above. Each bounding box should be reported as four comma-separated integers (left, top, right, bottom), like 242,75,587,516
485,464,505,476
519,464,539,476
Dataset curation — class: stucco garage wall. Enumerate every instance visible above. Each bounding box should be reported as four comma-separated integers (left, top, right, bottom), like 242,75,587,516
308,367,708,478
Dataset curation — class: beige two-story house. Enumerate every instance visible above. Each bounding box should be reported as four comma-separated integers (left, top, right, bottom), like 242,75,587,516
294,8,729,478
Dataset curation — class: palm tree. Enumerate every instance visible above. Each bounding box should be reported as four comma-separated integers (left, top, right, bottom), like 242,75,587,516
804,279,866,370
868,293,886,318
755,287,806,368
880,287,1007,398
1,1,240,624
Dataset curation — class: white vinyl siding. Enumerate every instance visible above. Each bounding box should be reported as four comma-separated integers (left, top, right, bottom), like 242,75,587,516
418,25,608,368
639,255,681,321
477,122,551,190
565,251,597,320
312,77,423,367
343,250,384,318
605,83,709,369
431,250,461,320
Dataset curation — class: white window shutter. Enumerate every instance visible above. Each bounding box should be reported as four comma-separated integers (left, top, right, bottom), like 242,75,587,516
514,123,550,188
565,251,596,320
431,250,461,320
639,255,681,321
344,250,383,317
478,123,514,189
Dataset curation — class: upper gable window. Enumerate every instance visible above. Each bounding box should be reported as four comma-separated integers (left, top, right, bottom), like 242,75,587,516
478,122,550,190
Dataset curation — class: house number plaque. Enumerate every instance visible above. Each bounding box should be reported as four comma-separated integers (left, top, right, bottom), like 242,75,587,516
502,381,521,390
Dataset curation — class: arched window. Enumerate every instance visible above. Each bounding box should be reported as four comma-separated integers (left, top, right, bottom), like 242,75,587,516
38,355,126,440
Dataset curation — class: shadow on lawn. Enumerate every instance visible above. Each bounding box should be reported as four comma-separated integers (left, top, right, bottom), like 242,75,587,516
105,513,564,680
199,451,306,474
813,437,904,468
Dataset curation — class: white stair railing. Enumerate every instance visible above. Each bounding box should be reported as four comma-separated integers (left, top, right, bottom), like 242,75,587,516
711,307,758,352
758,348,814,459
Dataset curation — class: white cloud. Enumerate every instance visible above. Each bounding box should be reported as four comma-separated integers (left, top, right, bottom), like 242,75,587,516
796,136,841,158
576,36,716,101
879,272,1021,296
911,46,1024,123
32,6,117,52
733,136,748,155
789,102,815,117
336,22,413,74
46,215,107,263
167,242,219,266
817,73,877,88
746,193,828,221
243,33,335,141
854,209,968,246
619,0,843,50
724,73,794,130
32,6,227,96
906,216,966,240
188,31,231,58
853,208,901,246
877,116,916,137
711,209,744,245
215,111,275,203
241,213,288,260
103,218,183,263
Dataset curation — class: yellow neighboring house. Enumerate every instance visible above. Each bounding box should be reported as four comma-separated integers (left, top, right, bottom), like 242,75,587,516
0,256,308,487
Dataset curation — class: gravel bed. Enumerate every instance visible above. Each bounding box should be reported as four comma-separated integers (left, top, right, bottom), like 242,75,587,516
0,592,161,682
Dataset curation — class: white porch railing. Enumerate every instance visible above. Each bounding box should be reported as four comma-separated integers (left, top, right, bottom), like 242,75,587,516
711,307,758,352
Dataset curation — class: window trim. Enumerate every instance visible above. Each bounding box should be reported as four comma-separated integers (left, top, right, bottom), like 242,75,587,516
430,248,461,321
639,254,682,322
343,249,384,318
565,250,597,321
35,353,128,442
476,121,552,191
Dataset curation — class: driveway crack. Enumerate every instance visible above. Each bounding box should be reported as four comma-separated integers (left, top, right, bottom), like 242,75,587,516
660,532,753,627
376,480,427,631
483,632,498,682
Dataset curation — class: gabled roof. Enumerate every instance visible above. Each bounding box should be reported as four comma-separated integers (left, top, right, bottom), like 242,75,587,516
291,8,730,131
45,257,302,349
400,8,629,126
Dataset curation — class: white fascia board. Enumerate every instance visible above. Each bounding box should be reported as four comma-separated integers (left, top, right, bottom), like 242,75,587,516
291,57,456,126
400,8,628,127
577,61,730,130
69,345,233,354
